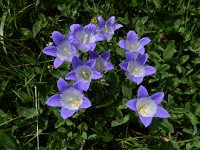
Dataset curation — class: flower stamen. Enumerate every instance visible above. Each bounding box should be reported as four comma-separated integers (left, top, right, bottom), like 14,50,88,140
82,71,90,80
64,48,72,54
83,34,89,44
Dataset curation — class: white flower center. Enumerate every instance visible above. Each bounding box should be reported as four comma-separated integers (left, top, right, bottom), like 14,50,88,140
126,41,142,51
127,61,145,77
136,97,157,117
104,25,109,32
94,57,106,71
60,88,83,110
75,65,93,81
56,41,73,62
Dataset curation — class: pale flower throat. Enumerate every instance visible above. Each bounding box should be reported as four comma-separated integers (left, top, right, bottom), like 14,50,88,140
60,88,83,110
136,97,157,117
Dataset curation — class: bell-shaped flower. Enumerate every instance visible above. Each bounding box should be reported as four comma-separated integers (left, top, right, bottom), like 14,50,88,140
119,52,156,84
97,16,123,42
119,31,151,55
65,56,102,91
69,23,104,53
126,85,170,127
46,78,91,119
89,51,114,72
42,31,79,68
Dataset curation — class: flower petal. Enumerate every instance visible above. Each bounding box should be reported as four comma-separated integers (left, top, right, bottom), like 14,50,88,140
139,37,151,46
104,62,114,71
84,23,97,34
81,81,90,91
70,24,82,33
54,58,63,69
101,51,110,60
95,33,105,42
138,48,145,55
92,71,102,79
43,46,57,57
118,40,127,50
65,71,76,81
46,94,61,107
72,56,83,69
85,59,96,68
60,108,76,119
106,34,113,42
57,78,70,92
90,51,99,59
52,31,66,45
137,85,149,98
150,92,164,105
137,53,148,65
73,81,84,93
119,62,128,70
126,99,137,111
114,24,123,30
126,52,134,61
84,43,96,51
107,16,115,26
130,76,144,85
98,16,106,27
139,115,153,127
144,66,156,76
79,97,91,109
127,31,138,41
154,106,170,118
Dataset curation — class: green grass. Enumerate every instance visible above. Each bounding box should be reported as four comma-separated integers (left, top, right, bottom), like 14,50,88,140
0,0,200,149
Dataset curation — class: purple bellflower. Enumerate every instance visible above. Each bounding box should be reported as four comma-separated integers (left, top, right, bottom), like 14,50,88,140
119,52,156,84
89,51,114,72
65,56,102,91
98,16,123,42
69,23,104,53
43,31,79,68
46,78,91,119
126,85,170,127
119,31,151,55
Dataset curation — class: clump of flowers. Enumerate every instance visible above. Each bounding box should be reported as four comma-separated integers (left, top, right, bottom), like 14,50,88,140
43,16,169,127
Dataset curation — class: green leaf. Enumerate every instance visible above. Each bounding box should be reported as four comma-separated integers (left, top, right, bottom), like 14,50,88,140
17,107,37,119
179,55,189,64
32,20,42,37
192,58,200,64
111,114,130,127
20,28,33,39
185,112,198,126
102,132,113,142
174,19,181,30
195,104,200,116
87,134,97,140
161,119,174,133
176,65,182,73
135,19,145,37
184,87,197,95
183,128,193,135
0,131,16,149
163,41,177,59
141,16,148,24
117,12,130,25
81,132,87,140
122,81,132,99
